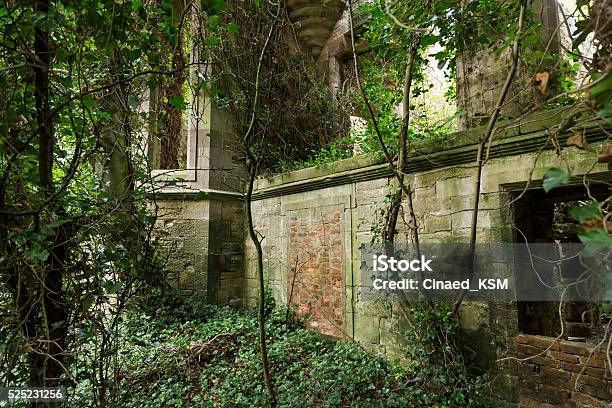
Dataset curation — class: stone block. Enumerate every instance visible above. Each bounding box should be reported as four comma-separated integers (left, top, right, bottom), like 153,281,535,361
354,299,392,318
379,329,409,355
458,301,490,331
436,176,473,199
193,220,210,238
424,214,451,233
355,187,389,205
448,195,483,229
353,315,380,344
418,231,453,243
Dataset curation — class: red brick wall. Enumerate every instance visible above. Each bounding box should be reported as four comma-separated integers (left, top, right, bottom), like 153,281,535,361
287,210,344,337
516,334,611,407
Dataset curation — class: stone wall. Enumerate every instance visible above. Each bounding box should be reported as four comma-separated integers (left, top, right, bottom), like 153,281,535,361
151,72,245,305
516,334,611,407
153,107,610,406
243,108,610,405
155,193,244,305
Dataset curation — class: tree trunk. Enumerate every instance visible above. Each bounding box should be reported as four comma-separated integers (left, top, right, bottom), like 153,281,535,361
33,0,68,387
244,164,276,406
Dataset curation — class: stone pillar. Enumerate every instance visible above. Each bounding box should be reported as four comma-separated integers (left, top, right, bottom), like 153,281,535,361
152,31,245,306
454,3,561,403
287,0,346,59
456,0,560,130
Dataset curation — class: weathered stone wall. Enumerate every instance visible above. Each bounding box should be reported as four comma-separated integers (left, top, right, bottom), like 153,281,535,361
516,334,611,407
243,108,610,405
152,106,610,406
155,194,244,305
155,199,210,294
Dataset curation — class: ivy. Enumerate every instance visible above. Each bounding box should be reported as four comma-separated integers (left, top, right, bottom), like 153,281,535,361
542,167,570,192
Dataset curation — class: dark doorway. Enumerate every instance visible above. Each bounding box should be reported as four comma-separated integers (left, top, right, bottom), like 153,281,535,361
512,184,609,339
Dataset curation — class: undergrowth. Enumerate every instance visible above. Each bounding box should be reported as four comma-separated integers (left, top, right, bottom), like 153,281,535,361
67,292,491,407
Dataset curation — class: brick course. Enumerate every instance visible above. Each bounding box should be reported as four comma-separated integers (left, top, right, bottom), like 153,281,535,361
516,334,611,407
287,210,345,337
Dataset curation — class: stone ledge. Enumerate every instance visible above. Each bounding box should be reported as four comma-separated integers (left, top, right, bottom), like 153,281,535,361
151,169,196,182
253,107,609,200
152,188,242,201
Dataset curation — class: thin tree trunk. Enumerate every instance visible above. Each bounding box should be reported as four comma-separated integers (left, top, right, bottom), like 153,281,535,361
33,0,68,387
245,165,275,406
384,43,418,248
381,44,432,308
451,0,527,316
239,2,281,404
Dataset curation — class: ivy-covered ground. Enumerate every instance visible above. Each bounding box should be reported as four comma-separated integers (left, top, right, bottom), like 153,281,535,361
70,294,491,408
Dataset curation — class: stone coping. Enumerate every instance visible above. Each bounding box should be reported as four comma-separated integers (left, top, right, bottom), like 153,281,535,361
152,106,609,201
150,187,242,201
151,169,196,182
251,106,609,200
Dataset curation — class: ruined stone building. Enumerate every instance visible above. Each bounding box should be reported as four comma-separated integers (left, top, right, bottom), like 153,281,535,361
148,1,611,406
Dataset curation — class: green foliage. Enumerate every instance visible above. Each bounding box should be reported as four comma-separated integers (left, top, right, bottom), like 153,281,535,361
578,228,612,253
542,167,570,192
356,1,460,153
0,0,183,390
271,134,357,174
401,302,491,407
64,293,490,407
589,72,612,126
355,0,522,137
569,201,602,224
209,0,350,174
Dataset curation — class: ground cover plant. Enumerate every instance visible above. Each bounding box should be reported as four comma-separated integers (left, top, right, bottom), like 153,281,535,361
66,291,491,408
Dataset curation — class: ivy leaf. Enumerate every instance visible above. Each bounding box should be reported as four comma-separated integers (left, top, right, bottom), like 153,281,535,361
206,37,218,47
578,228,612,255
572,28,590,50
128,95,139,109
24,246,49,262
569,201,602,224
227,23,239,33
542,167,569,192
589,72,612,100
208,15,219,29
82,294,95,310
102,280,123,294
597,102,612,125
169,96,186,110
566,131,588,150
